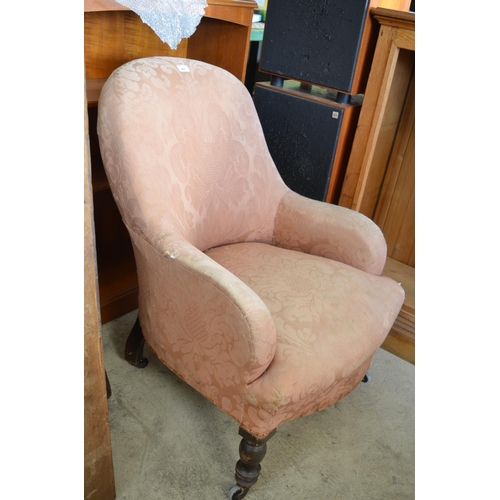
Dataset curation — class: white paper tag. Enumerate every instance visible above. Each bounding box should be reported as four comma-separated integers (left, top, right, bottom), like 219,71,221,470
177,64,190,73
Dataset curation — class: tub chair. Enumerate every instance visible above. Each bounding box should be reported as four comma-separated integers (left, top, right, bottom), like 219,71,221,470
97,56,405,499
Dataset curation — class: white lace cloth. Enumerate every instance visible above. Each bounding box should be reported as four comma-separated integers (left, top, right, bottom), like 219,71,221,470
117,0,208,50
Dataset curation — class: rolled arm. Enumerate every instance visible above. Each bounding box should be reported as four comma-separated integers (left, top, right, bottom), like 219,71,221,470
128,227,277,391
272,191,387,275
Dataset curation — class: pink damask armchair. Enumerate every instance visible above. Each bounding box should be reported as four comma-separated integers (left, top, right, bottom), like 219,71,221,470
97,56,404,499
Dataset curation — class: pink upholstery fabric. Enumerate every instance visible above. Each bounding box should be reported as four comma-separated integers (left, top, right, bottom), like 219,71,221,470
206,243,404,435
97,56,405,438
273,191,387,275
130,230,278,389
97,56,289,252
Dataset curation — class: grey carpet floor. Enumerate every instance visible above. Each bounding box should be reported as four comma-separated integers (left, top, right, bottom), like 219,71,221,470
102,310,415,500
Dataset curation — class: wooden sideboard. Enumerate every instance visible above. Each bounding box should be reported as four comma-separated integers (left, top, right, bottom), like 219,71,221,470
85,0,257,323
339,8,415,364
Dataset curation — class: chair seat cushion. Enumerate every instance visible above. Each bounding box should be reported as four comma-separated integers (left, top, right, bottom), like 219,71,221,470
206,242,405,433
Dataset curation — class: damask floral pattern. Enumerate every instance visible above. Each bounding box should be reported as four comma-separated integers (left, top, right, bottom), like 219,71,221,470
273,191,388,275
206,243,404,435
97,57,405,438
97,56,289,252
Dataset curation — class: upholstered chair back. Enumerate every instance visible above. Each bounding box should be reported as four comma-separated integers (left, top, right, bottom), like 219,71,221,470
97,56,407,499
97,57,289,252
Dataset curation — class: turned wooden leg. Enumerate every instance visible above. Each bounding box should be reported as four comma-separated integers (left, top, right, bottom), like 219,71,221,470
125,317,149,368
228,427,277,500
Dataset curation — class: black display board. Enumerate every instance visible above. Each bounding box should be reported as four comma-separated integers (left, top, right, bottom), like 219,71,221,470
259,0,370,93
254,84,344,202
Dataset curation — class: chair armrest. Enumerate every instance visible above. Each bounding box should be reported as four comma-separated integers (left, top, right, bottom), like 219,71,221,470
272,191,387,275
128,228,277,387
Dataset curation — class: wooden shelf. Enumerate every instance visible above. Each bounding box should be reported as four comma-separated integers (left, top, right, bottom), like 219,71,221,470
381,258,415,364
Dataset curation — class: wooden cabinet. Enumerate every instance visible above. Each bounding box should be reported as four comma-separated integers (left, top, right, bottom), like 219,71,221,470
85,0,257,323
339,8,415,364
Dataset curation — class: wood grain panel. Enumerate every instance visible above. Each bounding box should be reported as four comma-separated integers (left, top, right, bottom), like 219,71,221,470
382,257,414,319
349,0,411,95
84,10,186,79
390,182,415,266
374,73,415,265
122,11,188,63
339,10,415,213
84,11,125,79
381,257,414,364
204,1,256,25
394,27,415,50
187,17,250,82
84,0,128,11
85,0,257,20
352,48,414,218
381,320,415,364
338,8,415,365
84,84,116,500
373,72,414,226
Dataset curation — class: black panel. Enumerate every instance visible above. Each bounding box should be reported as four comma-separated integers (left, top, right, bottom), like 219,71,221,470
254,84,343,202
260,0,370,93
